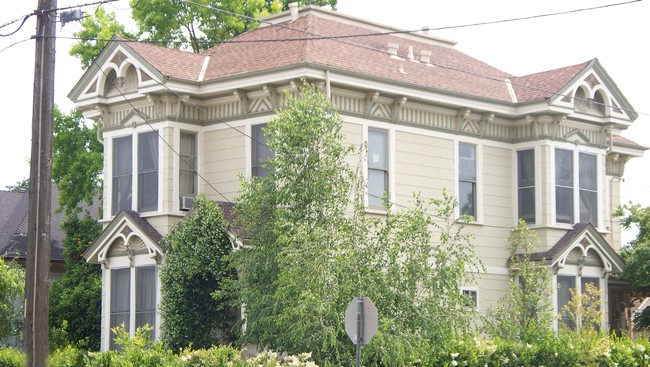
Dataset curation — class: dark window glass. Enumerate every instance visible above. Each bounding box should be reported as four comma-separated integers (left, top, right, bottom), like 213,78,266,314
517,149,535,223
555,149,574,223
368,129,388,208
138,132,158,212
180,132,197,197
112,136,132,215
136,266,156,331
252,124,273,177
459,143,476,217
579,153,597,225
110,268,131,350
557,275,576,330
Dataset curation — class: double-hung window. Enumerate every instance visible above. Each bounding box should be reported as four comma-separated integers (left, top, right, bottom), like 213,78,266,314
458,143,476,218
109,266,157,350
179,132,197,198
557,275,576,330
251,123,273,178
138,132,159,212
112,137,132,216
517,149,535,223
367,129,388,208
555,149,598,225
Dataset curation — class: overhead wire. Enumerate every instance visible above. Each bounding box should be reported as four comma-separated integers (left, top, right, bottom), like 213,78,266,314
62,0,648,225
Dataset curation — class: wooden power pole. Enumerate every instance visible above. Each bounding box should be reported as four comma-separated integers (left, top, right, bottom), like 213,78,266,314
25,0,56,365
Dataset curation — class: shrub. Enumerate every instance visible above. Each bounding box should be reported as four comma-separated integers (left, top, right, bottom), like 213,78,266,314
0,347,25,367
48,345,87,367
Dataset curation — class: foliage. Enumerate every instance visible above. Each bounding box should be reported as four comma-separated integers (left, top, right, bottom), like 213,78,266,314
49,215,102,351
234,83,480,366
0,347,26,367
48,344,87,367
0,258,24,345
52,107,103,217
559,282,604,335
69,6,136,69
4,178,28,192
160,193,238,352
483,220,555,343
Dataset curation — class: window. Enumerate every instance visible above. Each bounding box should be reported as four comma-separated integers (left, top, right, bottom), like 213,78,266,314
252,124,273,177
461,289,478,309
555,149,598,225
557,275,576,330
579,153,597,225
179,132,197,199
555,149,574,224
138,132,159,212
112,136,132,215
458,143,476,218
109,266,157,350
517,149,535,223
109,268,131,350
368,129,388,208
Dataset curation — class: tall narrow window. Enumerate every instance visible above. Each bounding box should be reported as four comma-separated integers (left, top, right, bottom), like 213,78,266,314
110,268,131,350
579,153,597,225
459,143,476,218
138,131,159,212
517,149,535,223
252,124,273,177
135,266,157,331
555,149,574,224
557,275,576,330
180,132,197,199
368,129,388,208
112,136,132,215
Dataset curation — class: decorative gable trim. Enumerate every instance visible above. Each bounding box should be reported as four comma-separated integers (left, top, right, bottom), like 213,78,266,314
83,210,163,266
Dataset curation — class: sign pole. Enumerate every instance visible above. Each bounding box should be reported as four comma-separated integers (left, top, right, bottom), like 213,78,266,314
356,296,363,367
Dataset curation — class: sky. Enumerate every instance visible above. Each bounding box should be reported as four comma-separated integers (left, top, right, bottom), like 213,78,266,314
1,0,649,239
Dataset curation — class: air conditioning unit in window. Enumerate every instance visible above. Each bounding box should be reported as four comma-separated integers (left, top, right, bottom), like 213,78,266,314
180,196,194,211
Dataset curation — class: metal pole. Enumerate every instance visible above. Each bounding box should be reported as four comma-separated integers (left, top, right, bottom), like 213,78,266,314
356,296,363,367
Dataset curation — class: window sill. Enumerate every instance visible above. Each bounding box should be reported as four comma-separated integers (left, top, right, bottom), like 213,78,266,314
365,207,388,216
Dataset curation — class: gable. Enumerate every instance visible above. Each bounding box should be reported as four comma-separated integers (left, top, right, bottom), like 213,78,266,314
84,210,163,265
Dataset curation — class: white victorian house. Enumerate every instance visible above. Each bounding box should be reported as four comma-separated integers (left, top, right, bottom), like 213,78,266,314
69,4,645,349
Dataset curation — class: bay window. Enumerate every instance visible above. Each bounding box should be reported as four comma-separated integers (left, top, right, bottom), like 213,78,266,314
112,137,132,216
555,148,598,225
517,149,535,223
138,132,159,212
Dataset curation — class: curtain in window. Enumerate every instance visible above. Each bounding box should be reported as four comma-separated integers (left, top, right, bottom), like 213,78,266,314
138,132,159,212
252,124,273,177
110,268,131,350
579,153,597,225
136,266,156,331
557,275,576,330
368,129,388,208
112,137,132,215
180,132,197,196
518,149,535,223
555,149,574,223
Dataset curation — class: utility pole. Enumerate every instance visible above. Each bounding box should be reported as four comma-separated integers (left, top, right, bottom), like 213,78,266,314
25,0,56,365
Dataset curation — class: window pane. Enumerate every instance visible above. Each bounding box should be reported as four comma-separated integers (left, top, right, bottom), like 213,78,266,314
556,186,574,224
557,275,576,330
138,132,158,212
459,143,476,181
459,181,475,217
368,129,388,170
180,132,197,197
580,190,598,225
368,169,387,208
518,187,535,223
136,266,156,331
555,149,573,187
112,137,132,215
110,268,131,350
252,124,273,177
517,149,535,186
579,153,597,190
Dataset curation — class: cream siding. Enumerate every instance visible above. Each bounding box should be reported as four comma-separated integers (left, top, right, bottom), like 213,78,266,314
202,126,246,202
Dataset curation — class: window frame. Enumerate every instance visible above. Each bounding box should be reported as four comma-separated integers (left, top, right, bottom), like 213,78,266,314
251,123,273,178
137,131,159,212
112,136,133,216
461,288,479,310
553,147,600,227
179,131,198,199
367,128,389,209
517,148,536,224
555,272,603,331
458,142,477,220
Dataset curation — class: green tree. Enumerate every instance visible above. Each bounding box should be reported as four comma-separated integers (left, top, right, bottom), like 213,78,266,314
235,83,480,366
483,220,555,343
0,258,24,344
4,178,28,192
70,0,338,67
49,216,102,350
52,107,103,217
159,193,238,351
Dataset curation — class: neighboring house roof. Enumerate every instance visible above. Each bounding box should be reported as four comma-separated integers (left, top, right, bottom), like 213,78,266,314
529,222,625,274
0,186,65,263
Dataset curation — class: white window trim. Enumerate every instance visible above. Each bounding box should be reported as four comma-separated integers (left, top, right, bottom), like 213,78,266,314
175,128,201,213
513,146,541,226
363,125,394,213
550,145,603,229
102,255,161,350
460,287,480,310
455,140,483,223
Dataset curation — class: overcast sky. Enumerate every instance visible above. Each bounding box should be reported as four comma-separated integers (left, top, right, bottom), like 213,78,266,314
2,0,648,238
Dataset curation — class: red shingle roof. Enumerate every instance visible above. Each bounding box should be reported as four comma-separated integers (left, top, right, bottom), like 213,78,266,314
127,40,206,81
510,61,593,103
